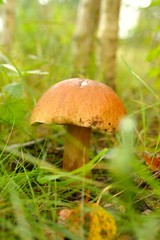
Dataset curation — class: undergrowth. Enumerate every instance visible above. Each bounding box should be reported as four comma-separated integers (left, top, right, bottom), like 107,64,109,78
0,1,160,239
0,58,159,239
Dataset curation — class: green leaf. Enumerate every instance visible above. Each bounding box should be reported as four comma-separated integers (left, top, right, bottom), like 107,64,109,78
0,0,6,4
37,174,64,184
0,64,18,73
0,98,26,126
2,82,24,99
150,0,160,6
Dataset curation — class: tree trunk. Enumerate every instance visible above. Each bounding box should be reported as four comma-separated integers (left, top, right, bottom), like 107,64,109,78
97,0,121,89
72,0,101,73
1,0,15,53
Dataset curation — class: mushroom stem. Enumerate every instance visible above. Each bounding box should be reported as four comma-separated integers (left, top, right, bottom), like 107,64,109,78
63,125,91,171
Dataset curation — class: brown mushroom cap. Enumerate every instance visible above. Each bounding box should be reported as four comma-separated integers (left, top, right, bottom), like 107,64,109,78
30,78,126,132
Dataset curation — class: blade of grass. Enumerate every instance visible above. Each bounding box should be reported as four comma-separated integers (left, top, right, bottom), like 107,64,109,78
8,180,34,240
122,56,160,100
0,144,103,187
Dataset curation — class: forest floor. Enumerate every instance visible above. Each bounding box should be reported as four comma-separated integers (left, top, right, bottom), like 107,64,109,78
0,22,160,240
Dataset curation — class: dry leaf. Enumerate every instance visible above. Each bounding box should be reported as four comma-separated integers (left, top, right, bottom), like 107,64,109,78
58,208,73,221
143,152,160,177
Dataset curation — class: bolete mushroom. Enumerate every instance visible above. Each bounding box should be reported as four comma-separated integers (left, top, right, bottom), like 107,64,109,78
30,78,126,171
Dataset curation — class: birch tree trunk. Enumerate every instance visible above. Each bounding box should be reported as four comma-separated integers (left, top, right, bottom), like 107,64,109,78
97,0,121,89
1,0,15,53
72,0,101,73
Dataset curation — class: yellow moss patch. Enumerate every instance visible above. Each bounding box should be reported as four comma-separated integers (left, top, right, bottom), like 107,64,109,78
66,204,117,240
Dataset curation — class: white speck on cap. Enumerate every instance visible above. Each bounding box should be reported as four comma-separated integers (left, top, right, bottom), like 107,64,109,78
80,80,88,87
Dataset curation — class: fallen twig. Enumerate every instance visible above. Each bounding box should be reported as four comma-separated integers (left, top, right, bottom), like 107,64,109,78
6,138,45,150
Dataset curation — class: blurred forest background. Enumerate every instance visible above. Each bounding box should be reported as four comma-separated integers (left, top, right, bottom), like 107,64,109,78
0,0,159,144
0,0,160,239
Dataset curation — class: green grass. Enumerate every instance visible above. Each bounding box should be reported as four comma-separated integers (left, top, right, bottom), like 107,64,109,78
0,113,160,239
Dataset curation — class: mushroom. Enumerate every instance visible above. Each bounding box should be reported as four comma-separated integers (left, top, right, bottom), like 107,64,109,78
30,78,126,171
